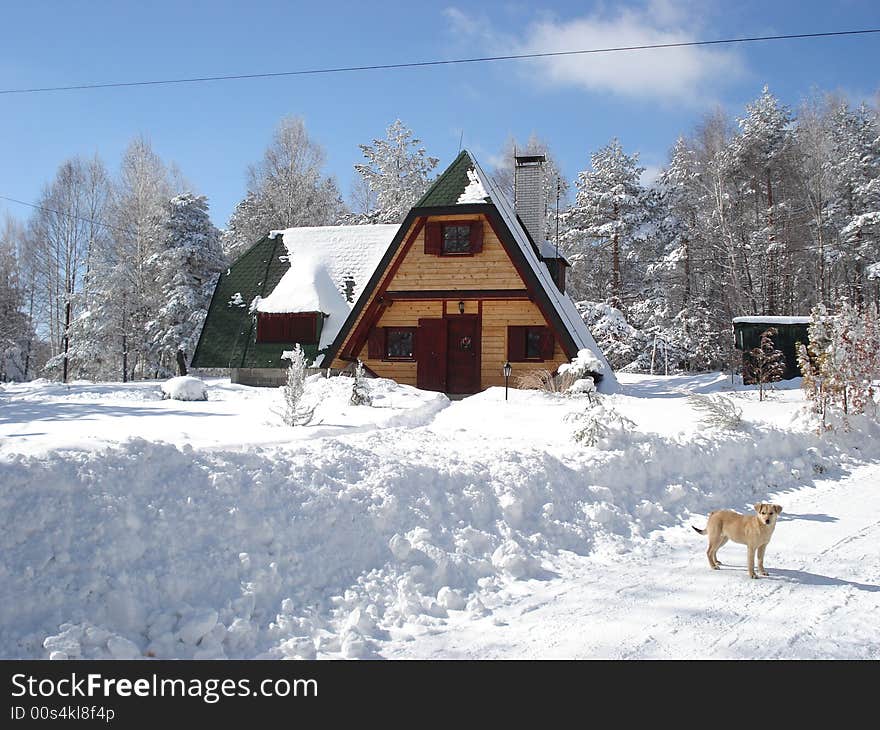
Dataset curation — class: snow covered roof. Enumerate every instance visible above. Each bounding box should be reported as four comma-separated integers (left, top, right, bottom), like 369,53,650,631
258,225,399,364
537,239,569,263
733,316,811,325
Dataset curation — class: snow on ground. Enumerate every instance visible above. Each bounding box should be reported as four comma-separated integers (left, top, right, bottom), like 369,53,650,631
0,374,446,456
1,371,878,659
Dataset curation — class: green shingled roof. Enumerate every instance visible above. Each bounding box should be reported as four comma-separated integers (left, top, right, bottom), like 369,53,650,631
191,234,321,369
413,150,475,207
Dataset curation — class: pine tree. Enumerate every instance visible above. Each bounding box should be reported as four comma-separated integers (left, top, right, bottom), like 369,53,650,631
145,193,226,376
109,136,175,381
281,345,314,426
220,191,272,259
353,119,438,224
730,86,794,315
563,138,647,309
745,327,786,401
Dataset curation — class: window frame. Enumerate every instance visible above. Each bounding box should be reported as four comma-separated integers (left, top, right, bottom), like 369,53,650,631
440,222,474,256
384,326,417,361
507,325,554,362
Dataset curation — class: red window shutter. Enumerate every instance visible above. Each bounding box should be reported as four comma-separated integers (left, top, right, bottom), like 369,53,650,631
507,326,527,362
425,222,441,255
368,327,385,359
539,327,555,360
469,221,483,253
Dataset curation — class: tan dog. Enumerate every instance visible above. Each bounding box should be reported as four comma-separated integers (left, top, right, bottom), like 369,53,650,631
692,503,783,578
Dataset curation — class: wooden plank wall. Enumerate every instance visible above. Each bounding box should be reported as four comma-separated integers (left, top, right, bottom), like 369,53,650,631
480,299,569,388
391,213,523,290
337,213,571,390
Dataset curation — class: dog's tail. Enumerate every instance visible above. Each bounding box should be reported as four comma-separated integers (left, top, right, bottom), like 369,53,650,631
692,525,707,535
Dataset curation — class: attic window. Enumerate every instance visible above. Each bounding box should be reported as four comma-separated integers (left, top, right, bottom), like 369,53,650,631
424,220,484,256
443,224,471,254
256,312,318,344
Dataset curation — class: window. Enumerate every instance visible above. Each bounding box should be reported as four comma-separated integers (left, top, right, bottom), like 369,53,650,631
507,325,554,362
442,224,472,254
386,328,416,360
424,220,484,255
526,329,543,359
256,312,318,344
367,326,430,363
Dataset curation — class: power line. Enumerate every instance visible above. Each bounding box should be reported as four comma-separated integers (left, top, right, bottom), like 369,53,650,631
2,28,879,96
0,194,129,235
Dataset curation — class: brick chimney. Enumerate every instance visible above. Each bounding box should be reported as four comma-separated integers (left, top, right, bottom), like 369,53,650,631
514,154,546,245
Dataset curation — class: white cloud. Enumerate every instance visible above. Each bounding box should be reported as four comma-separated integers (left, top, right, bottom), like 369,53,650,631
444,4,745,103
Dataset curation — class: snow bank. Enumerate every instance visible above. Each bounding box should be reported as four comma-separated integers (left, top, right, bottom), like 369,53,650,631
4,379,879,659
160,376,207,401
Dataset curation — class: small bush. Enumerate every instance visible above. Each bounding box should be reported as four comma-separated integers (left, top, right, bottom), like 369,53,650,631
687,393,743,430
280,345,314,426
350,360,372,406
567,396,635,448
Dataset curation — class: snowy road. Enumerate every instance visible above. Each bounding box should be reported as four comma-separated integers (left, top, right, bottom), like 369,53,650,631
384,462,880,659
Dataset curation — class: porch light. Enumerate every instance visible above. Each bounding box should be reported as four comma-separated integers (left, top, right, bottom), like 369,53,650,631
503,361,512,401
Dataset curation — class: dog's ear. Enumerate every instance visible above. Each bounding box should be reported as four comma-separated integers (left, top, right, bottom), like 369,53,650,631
753,503,763,513
774,505,783,514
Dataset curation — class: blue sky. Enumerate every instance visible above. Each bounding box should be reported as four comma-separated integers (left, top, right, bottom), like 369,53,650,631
1,0,878,229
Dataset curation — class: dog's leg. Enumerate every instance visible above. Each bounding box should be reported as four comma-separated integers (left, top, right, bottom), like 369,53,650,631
715,536,728,565
707,542,719,569
747,545,757,579
757,544,768,576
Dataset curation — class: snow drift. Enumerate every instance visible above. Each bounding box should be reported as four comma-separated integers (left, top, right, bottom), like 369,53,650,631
3,379,877,659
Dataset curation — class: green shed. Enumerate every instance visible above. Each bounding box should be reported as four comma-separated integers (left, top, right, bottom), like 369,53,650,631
732,316,810,383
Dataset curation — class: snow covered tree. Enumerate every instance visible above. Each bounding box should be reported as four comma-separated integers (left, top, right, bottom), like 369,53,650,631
807,301,880,418
575,300,645,369
223,117,344,257
145,193,225,376
104,136,175,381
828,103,880,302
353,119,438,223
28,156,113,381
563,138,648,308
656,136,701,307
220,191,272,259
349,359,372,406
745,327,786,401
281,345,314,426
0,216,34,381
729,87,795,315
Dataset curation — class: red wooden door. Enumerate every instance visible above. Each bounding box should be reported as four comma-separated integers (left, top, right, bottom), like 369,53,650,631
446,316,480,394
416,318,447,392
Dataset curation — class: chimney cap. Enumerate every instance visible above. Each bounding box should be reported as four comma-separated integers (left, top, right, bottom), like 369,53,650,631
514,154,546,166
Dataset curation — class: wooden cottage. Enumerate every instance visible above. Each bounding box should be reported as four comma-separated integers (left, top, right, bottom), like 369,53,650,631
193,150,616,394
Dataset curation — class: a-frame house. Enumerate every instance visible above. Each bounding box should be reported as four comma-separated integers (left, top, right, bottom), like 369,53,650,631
323,150,616,394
